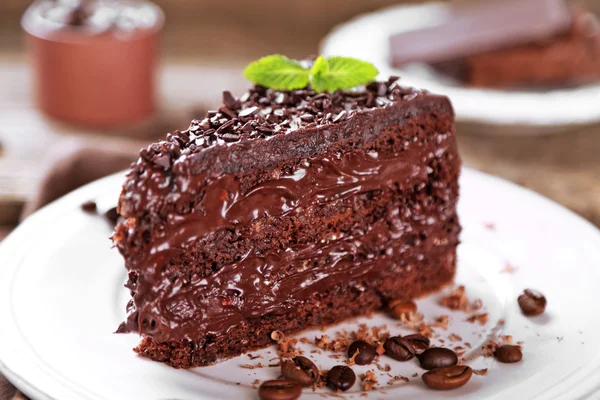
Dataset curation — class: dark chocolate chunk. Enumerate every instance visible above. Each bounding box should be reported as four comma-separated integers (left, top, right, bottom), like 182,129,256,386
389,0,572,65
222,90,239,110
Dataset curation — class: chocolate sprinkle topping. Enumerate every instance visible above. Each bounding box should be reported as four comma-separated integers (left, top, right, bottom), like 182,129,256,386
139,79,421,164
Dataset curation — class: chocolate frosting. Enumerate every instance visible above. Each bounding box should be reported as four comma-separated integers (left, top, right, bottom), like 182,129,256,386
119,135,456,341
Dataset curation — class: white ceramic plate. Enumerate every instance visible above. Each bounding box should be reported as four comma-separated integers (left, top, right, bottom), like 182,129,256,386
321,3,600,135
1,168,600,400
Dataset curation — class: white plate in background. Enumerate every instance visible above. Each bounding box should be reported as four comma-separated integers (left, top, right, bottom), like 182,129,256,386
321,3,600,135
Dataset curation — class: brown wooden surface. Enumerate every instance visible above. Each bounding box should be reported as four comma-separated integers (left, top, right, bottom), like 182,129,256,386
1,1,600,399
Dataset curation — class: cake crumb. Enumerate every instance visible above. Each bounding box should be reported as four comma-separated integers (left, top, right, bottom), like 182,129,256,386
448,333,462,342
482,340,500,357
374,362,391,372
240,362,263,369
501,263,519,274
484,222,496,230
375,342,385,356
431,315,449,330
499,335,514,344
347,349,359,366
271,330,285,343
387,375,409,385
466,313,489,325
361,370,379,391
440,285,482,312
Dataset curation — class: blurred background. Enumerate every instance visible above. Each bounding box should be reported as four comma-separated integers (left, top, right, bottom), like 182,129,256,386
0,0,599,237
0,1,600,398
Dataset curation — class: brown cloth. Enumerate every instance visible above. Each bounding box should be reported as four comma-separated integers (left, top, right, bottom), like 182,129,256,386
20,138,144,219
1,137,144,400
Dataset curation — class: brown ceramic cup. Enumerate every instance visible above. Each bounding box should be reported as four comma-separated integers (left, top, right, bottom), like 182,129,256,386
21,0,164,127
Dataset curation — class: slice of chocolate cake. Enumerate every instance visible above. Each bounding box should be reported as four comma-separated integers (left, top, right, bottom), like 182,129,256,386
113,67,461,368
433,10,600,88
389,0,600,88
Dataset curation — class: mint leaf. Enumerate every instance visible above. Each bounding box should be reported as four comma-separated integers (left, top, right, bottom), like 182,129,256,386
309,56,330,93
243,55,309,90
311,56,379,93
243,54,379,93
310,56,329,77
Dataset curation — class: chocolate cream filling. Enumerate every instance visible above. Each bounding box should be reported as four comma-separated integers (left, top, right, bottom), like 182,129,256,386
119,133,458,341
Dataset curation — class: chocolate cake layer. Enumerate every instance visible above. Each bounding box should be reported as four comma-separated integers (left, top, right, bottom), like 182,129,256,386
136,246,456,368
114,80,461,367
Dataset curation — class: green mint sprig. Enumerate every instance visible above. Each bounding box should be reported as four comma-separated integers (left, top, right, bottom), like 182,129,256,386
243,54,379,93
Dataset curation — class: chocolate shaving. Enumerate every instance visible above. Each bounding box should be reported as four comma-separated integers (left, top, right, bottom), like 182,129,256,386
440,285,482,312
466,313,489,325
361,370,379,391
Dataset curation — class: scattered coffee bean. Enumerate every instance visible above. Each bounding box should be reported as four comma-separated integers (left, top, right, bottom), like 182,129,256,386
495,345,523,363
387,299,417,319
518,289,547,316
326,365,356,391
422,365,473,390
418,347,458,370
258,380,301,400
81,200,97,213
404,334,430,353
383,336,415,361
105,207,119,226
347,340,377,365
281,356,319,386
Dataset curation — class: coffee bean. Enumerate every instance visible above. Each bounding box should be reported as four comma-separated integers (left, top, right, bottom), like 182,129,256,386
81,200,97,213
258,380,301,400
387,299,417,319
418,347,458,370
347,340,377,365
404,334,430,353
518,289,546,316
383,336,415,361
281,356,319,386
326,365,356,391
495,345,523,363
422,365,473,390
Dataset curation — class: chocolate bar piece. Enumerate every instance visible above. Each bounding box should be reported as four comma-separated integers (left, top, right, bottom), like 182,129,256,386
389,0,572,65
